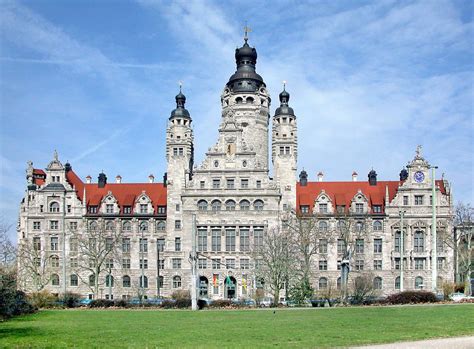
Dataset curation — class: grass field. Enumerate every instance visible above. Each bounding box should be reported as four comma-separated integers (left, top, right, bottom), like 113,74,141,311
0,304,473,348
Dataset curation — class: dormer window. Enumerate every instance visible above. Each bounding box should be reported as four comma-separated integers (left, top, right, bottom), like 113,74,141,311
300,205,310,214
372,205,382,213
123,206,132,214
336,205,345,214
140,204,148,214
106,204,114,214
89,206,98,214
319,203,328,214
355,203,364,214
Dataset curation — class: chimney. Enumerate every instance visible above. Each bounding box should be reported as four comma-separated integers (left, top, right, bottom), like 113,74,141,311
98,172,107,188
299,170,308,186
86,175,92,184
163,172,168,187
352,171,358,182
148,174,155,183
115,175,122,184
317,171,324,182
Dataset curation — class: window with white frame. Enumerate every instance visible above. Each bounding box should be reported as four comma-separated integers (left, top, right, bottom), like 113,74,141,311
175,237,181,251
122,259,130,269
240,259,250,270
225,200,236,211
33,221,41,230
319,239,328,254
241,179,249,189
373,221,383,231
211,200,222,212
373,277,382,290
373,238,382,253
355,260,364,271
51,255,59,268
319,221,328,232
197,200,208,211
415,276,424,289
240,228,250,252
239,200,250,211
51,274,60,286
122,238,130,253
172,258,181,269
373,260,382,270
226,258,235,269
173,276,181,288
50,221,59,230
225,229,236,251
318,277,328,289
49,202,60,213
211,229,221,252
355,239,364,254
139,259,148,269
50,237,59,251
198,229,207,252
414,195,424,205
414,231,424,252
226,179,235,189
33,237,41,251
355,203,364,214
212,258,221,269
253,200,264,211
139,238,148,253
319,203,328,213
106,204,114,214
198,258,207,269
319,260,328,271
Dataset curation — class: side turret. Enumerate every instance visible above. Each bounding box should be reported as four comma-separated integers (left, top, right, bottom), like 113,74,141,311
272,84,297,209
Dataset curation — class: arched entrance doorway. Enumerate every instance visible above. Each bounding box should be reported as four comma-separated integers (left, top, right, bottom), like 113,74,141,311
224,276,237,299
199,276,209,298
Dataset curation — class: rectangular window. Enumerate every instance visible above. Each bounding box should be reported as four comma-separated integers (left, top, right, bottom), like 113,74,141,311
50,237,59,251
300,205,310,214
374,238,382,254
319,203,328,214
212,258,221,269
414,258,425,270
69,221,77,231
122,238,131,253
355,260,364,271
172,258,181,269
254,228,263,250
140,259,148,269
158,259,164,270
285,146,290,154
226,179,235,189
157,238,165,253
337,239,346,254
319,239,328,254
105,259,114,269
239,228,250,252
374,260,382,270
240,259,250,270
67,205,71,213
200,181,205,189
198,258,207,269
157,206,166,214
395,232,405,252
414,232,424,252
256,180,261,189
122,259,131,269
414,195,424,205
175,220,181,230
372,205,382,213
173,148,178,156
50,221,59,230
140,204,148,214
106,204,114,214
438,257,445,270
33,237,41,251
33,221,41,230
225,229,236,252
70,257,78,268
319,260,328,271
437,237,444,252
337,260,341,270
226,258,235,269
40,205,44,212
241,179,249,189
198,229,207,252
89,206,98,214
336,205,345,214
105,238,113,251
178,148,183,156
355,239,364,254
175,204,180,212
279,146,285,155
212,179,220,189
403,195,409,206
123,206,132,214
355,203,364,214
175,237,181,252
211,229,221,252
139,238,148,253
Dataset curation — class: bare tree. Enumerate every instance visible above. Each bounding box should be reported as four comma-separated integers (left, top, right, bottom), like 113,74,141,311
350,272,379,305
315,278,341,307
282,210,333,302
0,220,16,268
71,219,123,298
253,227,295,306
334,212,370,303
17,239,52,292
449,203,473,295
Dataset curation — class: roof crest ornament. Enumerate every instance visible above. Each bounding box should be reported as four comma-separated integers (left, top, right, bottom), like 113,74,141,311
243,22,251,43
415,144,423,159
54,149,58,161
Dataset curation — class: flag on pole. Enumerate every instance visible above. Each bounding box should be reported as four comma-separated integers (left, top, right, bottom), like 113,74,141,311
225,275,231,285
213,274,218,286
242,276,247,290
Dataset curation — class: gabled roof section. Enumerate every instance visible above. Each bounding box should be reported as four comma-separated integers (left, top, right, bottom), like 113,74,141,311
65,170,167,212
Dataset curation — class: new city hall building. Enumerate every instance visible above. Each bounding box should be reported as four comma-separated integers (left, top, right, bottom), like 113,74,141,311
17,38,454,301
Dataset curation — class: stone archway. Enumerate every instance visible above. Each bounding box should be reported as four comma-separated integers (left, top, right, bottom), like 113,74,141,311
224,276,237,299
199,276,209,298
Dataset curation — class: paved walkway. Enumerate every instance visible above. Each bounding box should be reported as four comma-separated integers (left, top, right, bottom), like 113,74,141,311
351,336,474,349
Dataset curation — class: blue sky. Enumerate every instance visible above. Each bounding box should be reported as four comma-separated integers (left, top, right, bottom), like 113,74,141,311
1,0,473,240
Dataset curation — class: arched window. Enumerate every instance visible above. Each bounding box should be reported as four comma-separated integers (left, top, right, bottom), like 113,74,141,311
414,231,424,252
253,200,264,211
235,97,243,104
197,200,208,211
70,274,78,286
240,200,250,211
106,275,114,287
415,276,424,289
211,200,221,212
336,277,341,290
319,221,328,232
122,275,131,288
373,221,383,231
51,274,60,286
89,274,95,286
395,276,400,290
105,221,114,231
173,275,181,288
225,200,236,211
318,277,328,289
89,221,98,231
139,221,148,232
50,255,59,268
123,221,131,231
356,221,364,232
246,97,254,104
139,275,148,288
156,221,166,231
373,277,382,290
49,202,60,213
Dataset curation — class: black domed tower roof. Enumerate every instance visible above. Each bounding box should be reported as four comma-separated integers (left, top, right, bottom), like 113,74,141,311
170,86,191,120
226,36,265,93
275,83,295,116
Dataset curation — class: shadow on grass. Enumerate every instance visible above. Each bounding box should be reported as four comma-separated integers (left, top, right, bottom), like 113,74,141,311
0,326,42,340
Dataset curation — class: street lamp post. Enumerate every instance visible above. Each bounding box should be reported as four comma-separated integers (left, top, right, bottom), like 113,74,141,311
140,225,145,304
399,210,406,292
431,166,438,293
191,214,198,311
108,267,112,300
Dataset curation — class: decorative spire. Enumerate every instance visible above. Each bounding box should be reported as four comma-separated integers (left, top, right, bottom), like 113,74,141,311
243,22,251,43
53,149,58,161
415,145,423,159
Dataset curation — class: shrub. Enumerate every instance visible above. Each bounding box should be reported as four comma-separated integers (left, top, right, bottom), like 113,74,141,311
386,291,438,304
89,299,114,308
62,292,82,308
175,298,191,308
209,299,232,308
454,283,465,293
114,299,129,308
161,300,176,309
442,282,455,300
28,290,59,309
171,290,190,300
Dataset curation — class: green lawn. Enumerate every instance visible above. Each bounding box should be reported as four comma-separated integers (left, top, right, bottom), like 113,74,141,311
1,305,473,348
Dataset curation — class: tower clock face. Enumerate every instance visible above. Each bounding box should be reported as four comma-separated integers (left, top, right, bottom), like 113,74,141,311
414,171,425,183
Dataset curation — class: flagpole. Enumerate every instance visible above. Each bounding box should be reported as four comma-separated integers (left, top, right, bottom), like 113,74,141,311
191,214,197,310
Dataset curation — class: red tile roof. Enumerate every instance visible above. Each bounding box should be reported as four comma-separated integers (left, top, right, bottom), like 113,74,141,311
33,168,46,186
65,170,167,213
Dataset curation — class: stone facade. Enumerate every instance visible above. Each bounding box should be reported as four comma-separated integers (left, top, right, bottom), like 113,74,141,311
17,38,453,301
